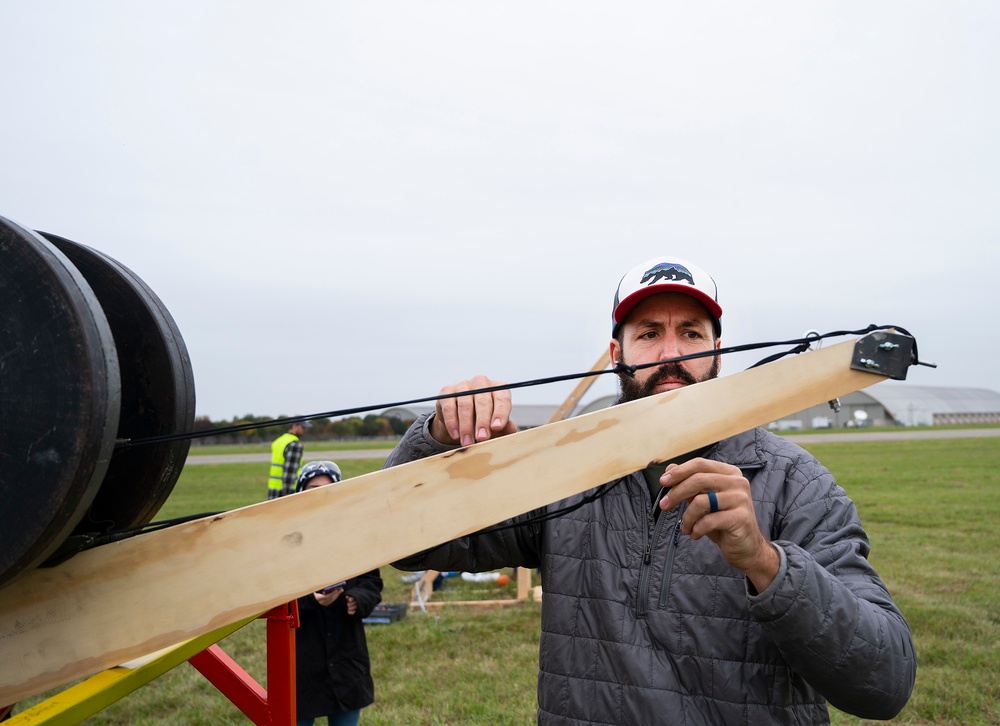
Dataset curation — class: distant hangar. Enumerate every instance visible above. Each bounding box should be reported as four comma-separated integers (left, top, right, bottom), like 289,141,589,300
774,383,1000,429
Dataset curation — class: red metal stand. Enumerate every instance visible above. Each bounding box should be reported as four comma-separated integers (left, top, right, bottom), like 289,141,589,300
188,601,299,726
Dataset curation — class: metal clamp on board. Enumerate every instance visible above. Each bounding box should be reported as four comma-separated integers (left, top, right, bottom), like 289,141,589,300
851,331,916,380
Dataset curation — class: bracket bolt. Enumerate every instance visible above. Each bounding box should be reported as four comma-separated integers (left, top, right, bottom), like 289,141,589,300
859,358,881,369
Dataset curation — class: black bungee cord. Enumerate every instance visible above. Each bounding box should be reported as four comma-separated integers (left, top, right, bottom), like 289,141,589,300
117,323,931,449
77,324,930,555
475,324,934,537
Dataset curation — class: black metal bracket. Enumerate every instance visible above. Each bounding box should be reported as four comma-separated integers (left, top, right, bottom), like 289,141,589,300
851,331,915,380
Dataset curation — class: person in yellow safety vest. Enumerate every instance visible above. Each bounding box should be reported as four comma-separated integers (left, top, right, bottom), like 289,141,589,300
267,420,310,500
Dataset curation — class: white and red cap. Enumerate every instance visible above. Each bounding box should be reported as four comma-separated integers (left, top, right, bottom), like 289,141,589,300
612,257,722,336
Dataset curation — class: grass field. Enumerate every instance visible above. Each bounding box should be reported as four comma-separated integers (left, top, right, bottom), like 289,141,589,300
12,433,1000,724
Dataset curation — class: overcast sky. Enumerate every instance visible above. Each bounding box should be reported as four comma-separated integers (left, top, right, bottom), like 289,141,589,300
3,2,997,421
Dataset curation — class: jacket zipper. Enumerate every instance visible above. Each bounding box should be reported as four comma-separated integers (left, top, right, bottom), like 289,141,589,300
637,452,762,613
654,465,762,608
636,489,670,618
658,502,686,609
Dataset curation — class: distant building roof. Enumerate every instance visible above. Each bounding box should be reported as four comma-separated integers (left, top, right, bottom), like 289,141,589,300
380,403,560,429
511,405,561,428
762,382,1000,428
380,405,434,422
864,383,1000,416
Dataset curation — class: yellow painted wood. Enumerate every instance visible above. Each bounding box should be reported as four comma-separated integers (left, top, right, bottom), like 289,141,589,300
0,335,886,704
5,615,256,724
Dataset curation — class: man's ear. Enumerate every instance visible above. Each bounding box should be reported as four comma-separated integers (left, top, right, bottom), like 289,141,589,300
609,338,621,368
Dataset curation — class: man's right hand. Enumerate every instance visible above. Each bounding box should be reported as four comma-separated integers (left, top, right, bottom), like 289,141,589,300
429,375,518,446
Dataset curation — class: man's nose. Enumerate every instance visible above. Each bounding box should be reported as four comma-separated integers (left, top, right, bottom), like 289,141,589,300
655,335,683,362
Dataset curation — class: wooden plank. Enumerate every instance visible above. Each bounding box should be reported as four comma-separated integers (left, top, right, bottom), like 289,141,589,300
422,351,611,606
515,351,610,599
0,335,888,704
409,599,523,610
548,351,611,422
515,567,532,601
409,569,440,608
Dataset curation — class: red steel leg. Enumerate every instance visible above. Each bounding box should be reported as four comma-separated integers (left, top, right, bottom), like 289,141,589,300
188,601,299,726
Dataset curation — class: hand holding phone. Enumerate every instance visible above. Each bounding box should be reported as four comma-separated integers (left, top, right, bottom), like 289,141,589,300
318,581,347,595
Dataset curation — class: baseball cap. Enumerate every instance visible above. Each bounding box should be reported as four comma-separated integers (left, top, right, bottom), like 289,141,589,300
296,460,343,492
612,257,722,337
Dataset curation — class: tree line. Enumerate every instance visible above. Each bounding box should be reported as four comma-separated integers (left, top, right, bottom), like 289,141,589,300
189,413,414,445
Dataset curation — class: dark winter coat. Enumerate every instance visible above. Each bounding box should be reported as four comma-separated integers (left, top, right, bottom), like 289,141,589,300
388,413,916,725
295,570,383,720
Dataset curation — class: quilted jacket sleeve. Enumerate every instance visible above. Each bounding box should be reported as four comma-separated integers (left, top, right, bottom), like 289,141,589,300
746,451,917,719
386,413,540,572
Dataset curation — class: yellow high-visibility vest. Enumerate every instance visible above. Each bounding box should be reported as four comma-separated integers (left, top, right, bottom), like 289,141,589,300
267,432,301,492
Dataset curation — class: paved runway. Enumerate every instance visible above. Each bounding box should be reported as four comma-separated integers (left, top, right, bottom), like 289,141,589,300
185,448,396,465
185,428,999,466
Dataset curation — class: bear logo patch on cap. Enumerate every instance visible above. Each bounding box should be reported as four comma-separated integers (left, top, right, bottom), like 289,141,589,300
641,262,694,287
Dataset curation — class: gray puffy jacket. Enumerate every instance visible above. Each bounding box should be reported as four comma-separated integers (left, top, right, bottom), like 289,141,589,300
389,413,916,724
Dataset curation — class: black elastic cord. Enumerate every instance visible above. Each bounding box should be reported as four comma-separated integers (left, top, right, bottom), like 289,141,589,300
120,324,918,449
40,511,224,567
75,324,926,557
478,478,628,536
401,324,927,536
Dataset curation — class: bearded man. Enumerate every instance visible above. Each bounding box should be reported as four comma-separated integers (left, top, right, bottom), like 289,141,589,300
387,256,915,725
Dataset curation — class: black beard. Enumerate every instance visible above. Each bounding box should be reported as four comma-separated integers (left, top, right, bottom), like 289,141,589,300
617,357,720,404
